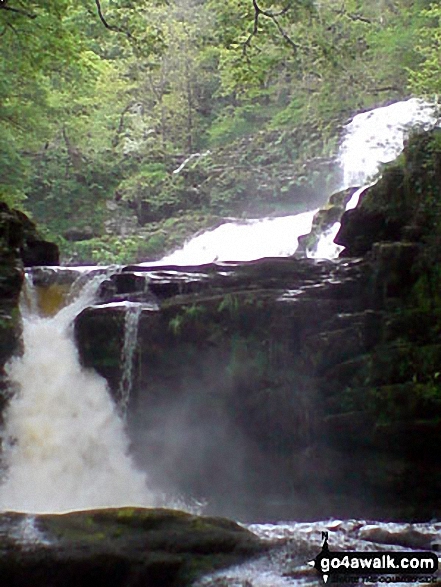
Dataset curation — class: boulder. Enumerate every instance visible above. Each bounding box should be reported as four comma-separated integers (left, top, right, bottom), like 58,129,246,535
21,238,59,267
296,186,359,256
0,508,264,587
0,202,59,267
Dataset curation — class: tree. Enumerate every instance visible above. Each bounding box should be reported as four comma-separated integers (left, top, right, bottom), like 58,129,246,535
408,4,441,96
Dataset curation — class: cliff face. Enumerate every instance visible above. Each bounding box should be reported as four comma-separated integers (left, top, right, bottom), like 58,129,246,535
74,130,441,521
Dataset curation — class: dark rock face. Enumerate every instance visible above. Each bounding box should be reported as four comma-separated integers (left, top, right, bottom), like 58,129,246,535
73,254,421,521
0,508,263,587
0,204,25,419
0,203,60,267
336,129,441,257
0,202,60,421
73,130,441,522
335,207,403,256
21,238,59,267
297,186,359,256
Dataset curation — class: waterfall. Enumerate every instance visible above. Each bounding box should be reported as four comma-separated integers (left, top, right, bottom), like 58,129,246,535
157,211,317,265
0,273,155,513
310,98,439,258
160,98,438,264
339,98,437,188
118,303,142,418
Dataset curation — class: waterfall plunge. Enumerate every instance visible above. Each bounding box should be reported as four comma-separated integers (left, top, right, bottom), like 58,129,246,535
0,275,154,513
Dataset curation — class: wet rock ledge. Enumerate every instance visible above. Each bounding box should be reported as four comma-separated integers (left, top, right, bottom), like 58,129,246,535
0,508,263,587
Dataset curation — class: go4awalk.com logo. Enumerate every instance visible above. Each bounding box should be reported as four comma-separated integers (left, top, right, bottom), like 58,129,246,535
308,532,440,584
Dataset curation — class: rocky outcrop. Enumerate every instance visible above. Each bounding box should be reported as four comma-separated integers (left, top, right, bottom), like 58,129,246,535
72,256,378,520
73,130,441,522
336,129,441,256
296,186,358,255
0,202,60,419
0,508,263,587
0,204,24,417
0,203,59,267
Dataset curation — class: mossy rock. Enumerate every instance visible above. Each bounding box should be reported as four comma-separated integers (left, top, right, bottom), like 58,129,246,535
336,129,441,256
0,508,264,587
0,201,59,266
296,186,358,256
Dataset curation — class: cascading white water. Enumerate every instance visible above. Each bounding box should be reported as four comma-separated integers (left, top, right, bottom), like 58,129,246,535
193,519,441,587
118,303,142,417
161,98,438,264
339,98,437,188
310,98,439,258
158,211,317,265
0,274,155,513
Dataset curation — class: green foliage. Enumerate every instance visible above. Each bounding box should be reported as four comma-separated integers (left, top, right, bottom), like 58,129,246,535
59,232,168,265
217,294,241,317
1,0,440,264
368,380,441,424
269,97,307,129
411,266,441,312
168,303,207,336
169,314,184,336
209,106,258,145
407,4,441,95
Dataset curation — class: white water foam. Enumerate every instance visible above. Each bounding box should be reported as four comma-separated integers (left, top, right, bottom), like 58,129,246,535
194,519,441,587
118,303,142,418
0,274,155,513
340,98,437,188
162,99,438,264
158,211,317,265
311,98,438,258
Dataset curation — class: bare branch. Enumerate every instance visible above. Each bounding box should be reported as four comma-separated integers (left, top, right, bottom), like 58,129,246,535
330,7,372,24
242,0,298,56
242,0,260,55
94,0,133,40
271,14,299,51
112,102,137,147
368,85,401,94
0,3,37,19
5,20,18,35
347,13,372,24
259,2,292,18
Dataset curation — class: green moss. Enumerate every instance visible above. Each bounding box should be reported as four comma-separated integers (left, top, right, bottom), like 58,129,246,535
217,293,240,316
116,507,136,519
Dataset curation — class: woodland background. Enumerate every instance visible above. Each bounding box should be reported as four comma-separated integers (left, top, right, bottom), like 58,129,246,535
1,0,440,262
